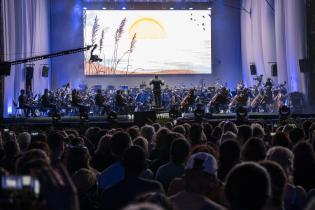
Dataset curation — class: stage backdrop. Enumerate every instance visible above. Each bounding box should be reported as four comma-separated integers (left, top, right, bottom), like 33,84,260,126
84,10,212,75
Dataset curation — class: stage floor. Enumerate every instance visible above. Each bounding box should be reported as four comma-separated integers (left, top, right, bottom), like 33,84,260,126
2,112,315,128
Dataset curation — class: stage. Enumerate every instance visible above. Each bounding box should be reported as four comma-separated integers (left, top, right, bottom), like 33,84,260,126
2,112,315,129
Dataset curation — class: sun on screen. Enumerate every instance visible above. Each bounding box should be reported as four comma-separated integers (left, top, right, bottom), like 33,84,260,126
129,18,166,39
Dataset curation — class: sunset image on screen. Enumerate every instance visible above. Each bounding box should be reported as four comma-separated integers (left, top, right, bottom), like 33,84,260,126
84,10,211,75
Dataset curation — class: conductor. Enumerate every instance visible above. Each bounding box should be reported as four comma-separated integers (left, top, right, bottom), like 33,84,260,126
150,75,164,107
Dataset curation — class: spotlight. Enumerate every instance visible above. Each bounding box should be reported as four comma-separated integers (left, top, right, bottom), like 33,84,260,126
194,104,205,121
79,107,89,122
279,105,290,119
107,110,117,121
52,112,61,123
208,7,211,10
102,7,107,10
169,105,181,119
83,7,87,10
169,7,174,10
236,106,248,123
189,8,193,10
122,7,126,10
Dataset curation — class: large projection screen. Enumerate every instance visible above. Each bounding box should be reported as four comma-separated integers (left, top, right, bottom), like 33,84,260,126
84,10,211,75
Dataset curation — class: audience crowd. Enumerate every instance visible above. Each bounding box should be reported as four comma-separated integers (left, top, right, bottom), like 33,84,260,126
1,119,315,210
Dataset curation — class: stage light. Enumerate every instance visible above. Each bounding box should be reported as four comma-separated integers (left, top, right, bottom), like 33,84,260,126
208,7,211,10
194,104,205,121
83,7,87,10
79,107,89,122
169,105,181,119
169,7,174,10
279,105,290,119
189,8,193,10
52,113,61,123
107,110,117,121
236,106,248,123
102,7,107,10
122,7,126,10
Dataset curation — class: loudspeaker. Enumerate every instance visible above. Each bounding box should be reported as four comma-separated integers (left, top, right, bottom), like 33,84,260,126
250,64,257,75
271,64,277,76
42,66,49,77
0,62,11,76
134,111,156,126
299,59,310,72
26,67,34,80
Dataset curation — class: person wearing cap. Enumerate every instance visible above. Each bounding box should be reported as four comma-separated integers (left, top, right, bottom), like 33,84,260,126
169,152,225,210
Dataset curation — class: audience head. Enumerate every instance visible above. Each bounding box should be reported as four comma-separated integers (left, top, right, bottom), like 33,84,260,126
220,131,237,144
218,140,241,181
184,152,218,195
16,149,50,174
122,203,165,210
259,161,287,208
67,145,91,175
211,126,222,142
170,138,190,165
272,132,292,149
302,120,312,139
135,192,173,210
4,140,20,159
152,123,161,132
127,126,141,140
164,122,173,130
237,125,252,144
242,137,266,162
223,121,238,134
72,168,97,193
289,127,305,145
225,162,271,210
110,131,132,159
189,123,204,145
123,146,146,176
47,132,65,159
172,125,186,136
94,134,112,156
17,132,31,151
141,125,155,143
28,141,50,156
266,146,294,177
252,123,265,139
134,136,149,157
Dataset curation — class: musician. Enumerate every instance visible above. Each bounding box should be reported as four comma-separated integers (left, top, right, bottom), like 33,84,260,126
264,78,274,107
265,78,273,88
71,89,90,115
115,90,128,113
41,89,57,114
149,75,164,107
95,89,110,115
18,89,36,117
181,89,196,110
71,89,82,106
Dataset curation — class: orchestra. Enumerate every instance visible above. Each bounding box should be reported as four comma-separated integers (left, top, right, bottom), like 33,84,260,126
14,76,290,118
